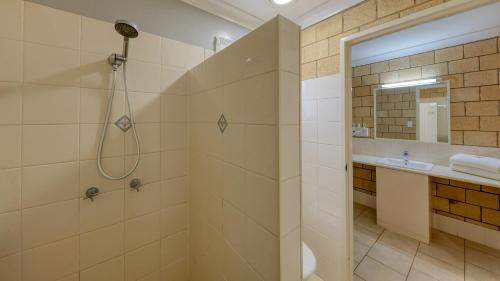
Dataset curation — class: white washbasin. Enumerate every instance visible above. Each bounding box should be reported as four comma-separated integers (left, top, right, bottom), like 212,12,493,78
376,157,434,171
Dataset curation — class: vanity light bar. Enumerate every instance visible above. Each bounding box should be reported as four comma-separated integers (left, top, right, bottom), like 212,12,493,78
380,79,437,89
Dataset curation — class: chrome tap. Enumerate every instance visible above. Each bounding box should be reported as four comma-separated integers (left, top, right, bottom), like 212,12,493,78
403,151,409,165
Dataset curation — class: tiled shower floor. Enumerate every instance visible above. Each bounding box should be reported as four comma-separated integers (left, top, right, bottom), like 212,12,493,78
352,203,500,281
308,204,500,281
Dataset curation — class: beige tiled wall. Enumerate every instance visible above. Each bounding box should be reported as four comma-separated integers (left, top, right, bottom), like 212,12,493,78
187,16,301,281
0,1,209,280
300,0,450,80
352,36,500,147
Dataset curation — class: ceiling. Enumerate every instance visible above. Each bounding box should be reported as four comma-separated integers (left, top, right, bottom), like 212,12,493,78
181,0,364,29
352,2,500,67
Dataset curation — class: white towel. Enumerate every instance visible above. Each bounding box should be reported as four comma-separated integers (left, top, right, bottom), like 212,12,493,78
449,154,500,174
451,163,500,181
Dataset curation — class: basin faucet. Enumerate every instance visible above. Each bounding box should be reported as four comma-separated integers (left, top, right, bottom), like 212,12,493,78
403,151,409,165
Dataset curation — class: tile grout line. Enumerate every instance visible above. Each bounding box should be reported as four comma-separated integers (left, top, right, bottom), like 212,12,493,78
352,208,384,274
19,1,25,279
404,242,420,281
77,13,83,280
353,228,384,275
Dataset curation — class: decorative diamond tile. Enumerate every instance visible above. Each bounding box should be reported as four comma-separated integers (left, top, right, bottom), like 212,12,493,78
115,115,132,132
218,114,228,133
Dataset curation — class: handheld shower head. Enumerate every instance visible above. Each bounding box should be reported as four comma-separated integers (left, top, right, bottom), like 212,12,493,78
115,20,139,39
108,19,139,70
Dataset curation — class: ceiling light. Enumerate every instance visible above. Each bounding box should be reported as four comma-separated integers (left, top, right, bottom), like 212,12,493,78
380,79,437,89
271,0,294,5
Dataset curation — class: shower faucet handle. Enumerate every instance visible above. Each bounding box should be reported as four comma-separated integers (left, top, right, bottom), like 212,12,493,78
84,187,100,202
130,178,142,192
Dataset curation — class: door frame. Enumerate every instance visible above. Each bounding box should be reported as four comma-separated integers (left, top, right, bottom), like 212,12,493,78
338,0,499,279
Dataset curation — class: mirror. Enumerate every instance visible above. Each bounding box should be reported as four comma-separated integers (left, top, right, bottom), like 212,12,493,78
374,81,449,143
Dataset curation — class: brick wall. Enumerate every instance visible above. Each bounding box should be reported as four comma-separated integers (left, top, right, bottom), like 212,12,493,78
352,161,500,231
301,0,500,148
301,0,450,80
351,37,500,147
431,177,500,230
353,163,377,195
375,87,417,140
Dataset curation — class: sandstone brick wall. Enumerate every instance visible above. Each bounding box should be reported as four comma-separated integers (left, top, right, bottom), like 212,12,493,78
351,37,500,147
301,0,500,147
301,0,449,80
353,161,500,231
431,177,500,230
353,163,377,195
375,87,417,140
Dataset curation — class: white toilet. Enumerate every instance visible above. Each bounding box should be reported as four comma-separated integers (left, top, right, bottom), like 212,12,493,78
302,242,317,280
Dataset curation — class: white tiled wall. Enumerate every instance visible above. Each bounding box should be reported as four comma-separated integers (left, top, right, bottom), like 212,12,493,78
188,16,302,281
0,1,208,280
301,74,348,281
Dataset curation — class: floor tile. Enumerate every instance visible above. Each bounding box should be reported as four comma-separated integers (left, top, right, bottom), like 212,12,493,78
354,256,406,281
466,240,500,259
377,230,419,255
354,241,371,263
430,230,464,252
412,252,464,281
367,240,415,275
354,203,367,219
466,247,500,276
407,268,439,281
465,263,500,281
351,205,500,281
354,273,366,281
418,242,464,269
354,209,384,235
354,225,379,247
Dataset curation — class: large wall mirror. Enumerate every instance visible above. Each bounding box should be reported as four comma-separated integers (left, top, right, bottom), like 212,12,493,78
374,81,450,144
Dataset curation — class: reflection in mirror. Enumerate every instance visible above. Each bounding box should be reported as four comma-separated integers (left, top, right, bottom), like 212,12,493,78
374,81,449,144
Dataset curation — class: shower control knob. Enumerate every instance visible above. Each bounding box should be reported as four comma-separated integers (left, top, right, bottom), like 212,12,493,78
84,187,100,202
130,178,142,192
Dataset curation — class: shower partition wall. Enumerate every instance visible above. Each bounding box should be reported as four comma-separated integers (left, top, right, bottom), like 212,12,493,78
187,16,302,281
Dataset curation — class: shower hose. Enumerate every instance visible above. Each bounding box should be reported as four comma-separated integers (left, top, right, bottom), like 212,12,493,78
97,63,141,180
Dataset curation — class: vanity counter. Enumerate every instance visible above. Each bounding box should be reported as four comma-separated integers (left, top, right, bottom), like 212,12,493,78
353,154,500,188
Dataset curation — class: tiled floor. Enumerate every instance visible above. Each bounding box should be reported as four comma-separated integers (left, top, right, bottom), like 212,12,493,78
352,203,500,281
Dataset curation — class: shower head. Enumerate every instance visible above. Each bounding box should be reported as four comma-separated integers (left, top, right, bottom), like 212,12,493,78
109,19,139,67
114,20,139,38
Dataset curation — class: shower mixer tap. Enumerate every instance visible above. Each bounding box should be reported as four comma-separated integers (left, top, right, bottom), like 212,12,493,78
84,187,100,202
130,178,142,192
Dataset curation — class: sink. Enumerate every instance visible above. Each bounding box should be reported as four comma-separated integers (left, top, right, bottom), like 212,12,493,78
376,157,434,171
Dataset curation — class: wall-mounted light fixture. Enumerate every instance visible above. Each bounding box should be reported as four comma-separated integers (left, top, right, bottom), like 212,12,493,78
380,79,437,89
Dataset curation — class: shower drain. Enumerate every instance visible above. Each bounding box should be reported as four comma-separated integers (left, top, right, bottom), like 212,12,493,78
115,115,132,132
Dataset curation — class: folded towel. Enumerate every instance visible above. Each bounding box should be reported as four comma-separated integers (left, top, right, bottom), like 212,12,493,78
449,154,500,174
451,163,500,181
